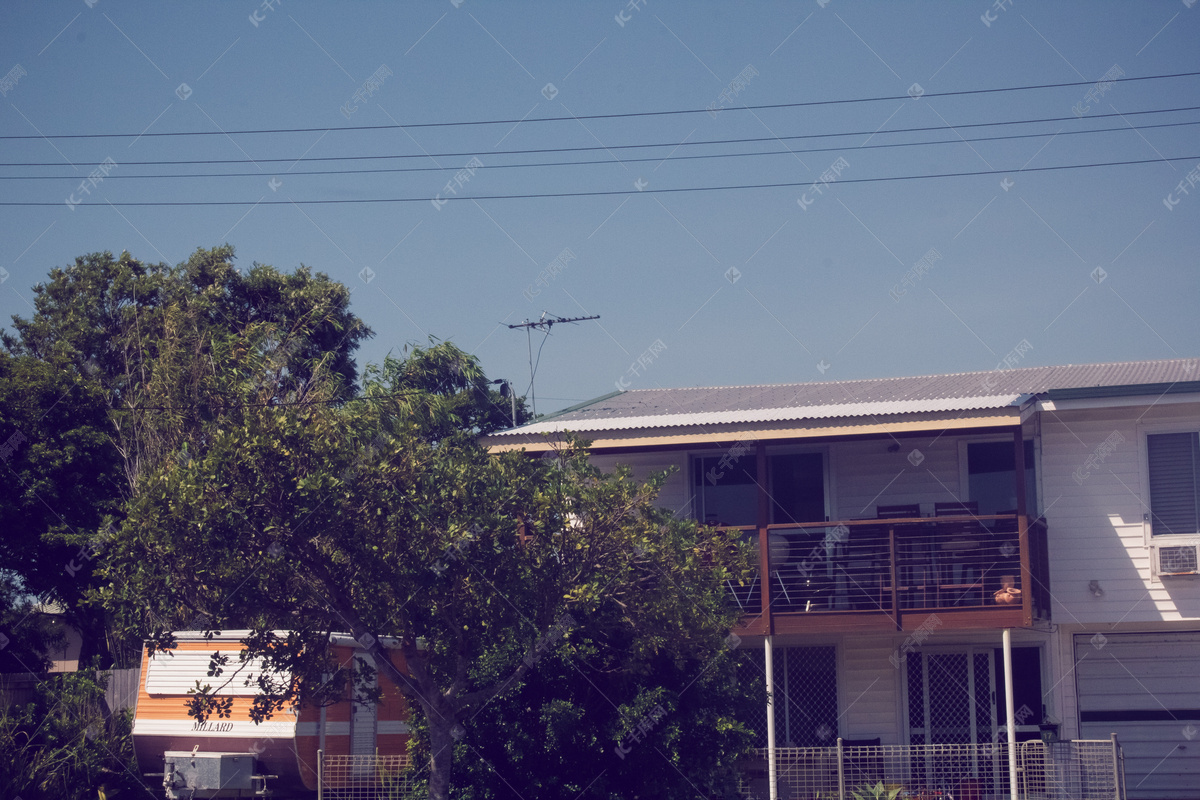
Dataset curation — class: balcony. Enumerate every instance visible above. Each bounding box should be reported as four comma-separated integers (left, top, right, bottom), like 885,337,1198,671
726,514,1050,634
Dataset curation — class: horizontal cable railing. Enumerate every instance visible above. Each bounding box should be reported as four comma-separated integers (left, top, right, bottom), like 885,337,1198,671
723,516,1046,624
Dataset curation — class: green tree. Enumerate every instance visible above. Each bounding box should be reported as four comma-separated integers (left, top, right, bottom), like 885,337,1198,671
4,245,371,495
0,573,65,674
2,245,373,667
0,350,122,668
100,341,751,800
453,604,758,800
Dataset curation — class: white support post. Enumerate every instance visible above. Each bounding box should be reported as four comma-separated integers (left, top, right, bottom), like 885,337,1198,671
765,636,778,800
1003,629,1018,800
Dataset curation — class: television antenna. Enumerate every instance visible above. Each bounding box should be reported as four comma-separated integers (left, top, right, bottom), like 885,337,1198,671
508,312,600,417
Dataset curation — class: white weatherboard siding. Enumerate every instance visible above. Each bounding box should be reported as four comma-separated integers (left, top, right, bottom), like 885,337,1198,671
595,432,1040,525
589,452,689,517
595,436,976,524
1041,403,1200,624
829,438,963,520
1074,631,1200,800
838,637,901,744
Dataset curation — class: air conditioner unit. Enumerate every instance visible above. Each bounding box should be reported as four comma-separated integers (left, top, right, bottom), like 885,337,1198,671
1157,544,1200,577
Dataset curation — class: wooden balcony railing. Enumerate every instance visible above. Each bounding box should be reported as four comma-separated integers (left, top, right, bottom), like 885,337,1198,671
725,515,1049,634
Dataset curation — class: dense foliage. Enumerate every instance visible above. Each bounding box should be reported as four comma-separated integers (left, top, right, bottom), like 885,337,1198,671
2,247,758,799
0,669,140,800
102,341,754,799
0,245,372,667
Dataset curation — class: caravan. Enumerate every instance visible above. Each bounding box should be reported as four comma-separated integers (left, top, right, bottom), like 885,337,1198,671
131,631,412,798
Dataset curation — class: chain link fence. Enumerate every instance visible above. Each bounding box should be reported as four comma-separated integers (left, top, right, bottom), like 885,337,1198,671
738,738,1122,800
317,751,418,800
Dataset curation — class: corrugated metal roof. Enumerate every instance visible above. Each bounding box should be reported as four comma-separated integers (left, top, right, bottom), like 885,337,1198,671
490,357,1199,437
504,395,1026,436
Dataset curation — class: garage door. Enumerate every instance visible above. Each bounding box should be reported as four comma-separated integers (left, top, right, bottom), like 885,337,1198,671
1075,632,1200,800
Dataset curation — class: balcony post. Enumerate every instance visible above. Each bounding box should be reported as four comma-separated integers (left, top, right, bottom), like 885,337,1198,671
1012,426,1027,520
757,442,772,633
758,529,771,632
1003,629,1018,800
1019,518,1033,627
888,527,900,631
1014,427,1033,626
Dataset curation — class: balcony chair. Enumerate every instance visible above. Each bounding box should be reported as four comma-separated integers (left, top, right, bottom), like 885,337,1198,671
843,527,888,610
934,500,986,606
933,500,979,518
876,503,922,520
875,504,932,609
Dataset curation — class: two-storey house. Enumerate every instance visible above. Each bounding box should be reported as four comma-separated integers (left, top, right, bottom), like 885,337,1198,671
486,357,1200,800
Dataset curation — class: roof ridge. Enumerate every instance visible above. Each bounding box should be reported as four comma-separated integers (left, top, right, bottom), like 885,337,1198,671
613,356,1194,395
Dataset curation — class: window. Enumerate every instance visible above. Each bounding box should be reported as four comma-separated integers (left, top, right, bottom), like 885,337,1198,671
693,450,826,527
966,440,1036,516
694,455,758,527
779,645,839,746
1147,432,1200,536
737,646,838,747
906,646,1044,746
770,452,826,525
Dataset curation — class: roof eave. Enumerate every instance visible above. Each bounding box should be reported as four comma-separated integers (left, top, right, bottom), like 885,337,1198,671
485,406,1024,453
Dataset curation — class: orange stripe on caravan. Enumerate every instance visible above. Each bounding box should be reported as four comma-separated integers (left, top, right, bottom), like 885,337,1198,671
136,641,293,723
136,641,412,723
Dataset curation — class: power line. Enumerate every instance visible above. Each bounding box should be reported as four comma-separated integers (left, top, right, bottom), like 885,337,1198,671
3,105,1198,168
3,119,1198,181
1,71,1197,140
2,155,1195,207
8,387,427,413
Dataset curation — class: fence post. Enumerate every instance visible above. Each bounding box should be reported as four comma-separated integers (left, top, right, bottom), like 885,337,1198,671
837,737,846,800
765,637,777,800
1110,733,1122,800
317,748,323,800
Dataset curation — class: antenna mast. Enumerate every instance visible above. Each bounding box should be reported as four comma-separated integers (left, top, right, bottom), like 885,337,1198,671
508,312,600,416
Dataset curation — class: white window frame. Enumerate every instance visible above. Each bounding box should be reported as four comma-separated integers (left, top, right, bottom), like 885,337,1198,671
956,433,1041,517
1139,424,1200,541
1138,424,1200,581
765,444,833,526
689,444,832,525
898,642,1048,745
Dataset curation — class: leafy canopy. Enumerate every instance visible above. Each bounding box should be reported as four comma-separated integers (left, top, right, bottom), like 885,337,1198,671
0,245,372,668
100,340,753,799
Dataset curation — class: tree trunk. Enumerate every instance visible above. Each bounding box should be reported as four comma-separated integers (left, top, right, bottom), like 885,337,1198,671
70,605,112,669
363,643,456,800
426,709,455,800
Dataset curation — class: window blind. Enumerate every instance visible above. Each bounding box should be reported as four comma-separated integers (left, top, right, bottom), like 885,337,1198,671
1147,432,1200,536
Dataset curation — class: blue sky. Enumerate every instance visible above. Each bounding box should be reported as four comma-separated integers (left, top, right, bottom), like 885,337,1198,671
1,1,1197,414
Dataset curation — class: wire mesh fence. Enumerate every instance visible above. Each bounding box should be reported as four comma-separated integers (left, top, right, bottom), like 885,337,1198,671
738,739,1122,800
1017,739,1121,800
317,751,418,800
